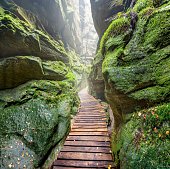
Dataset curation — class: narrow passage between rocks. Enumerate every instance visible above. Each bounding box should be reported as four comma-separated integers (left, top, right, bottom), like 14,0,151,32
52,89,114,168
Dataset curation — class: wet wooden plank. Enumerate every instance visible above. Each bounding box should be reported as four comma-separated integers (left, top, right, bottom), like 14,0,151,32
75,117,107,119
75,121,107,125
66,135,109,141
69,131,108,136
71,128,108,132
53,167,97,169
75,119,107,122
77,114,106,117
57,152,113,161
61,146,111,153
72,126,106,129
53,160,114,168
73,122,106,125
64,140,110,147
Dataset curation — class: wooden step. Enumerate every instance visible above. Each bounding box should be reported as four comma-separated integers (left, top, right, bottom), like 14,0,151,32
64,140,110,147
61,146,111,153
53,160,114,168
66,135,110,142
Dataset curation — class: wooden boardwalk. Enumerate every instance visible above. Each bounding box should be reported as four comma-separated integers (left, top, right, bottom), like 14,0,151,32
52,89,114,168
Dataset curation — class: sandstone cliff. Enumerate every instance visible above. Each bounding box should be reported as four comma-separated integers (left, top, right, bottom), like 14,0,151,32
0,0,87,168
89,0,170,168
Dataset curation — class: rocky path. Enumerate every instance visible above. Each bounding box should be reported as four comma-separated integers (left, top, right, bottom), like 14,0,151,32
52,89,114,168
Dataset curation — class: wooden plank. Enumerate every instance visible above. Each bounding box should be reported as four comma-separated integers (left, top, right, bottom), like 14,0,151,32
71,128,107,132
64,141,110,147
74,122,106,125
66,136,109,141
75,119,107,121
72,125,106,129
61,146,111,153
72,126,106,129
79,111,106,115
77,115,106,117
74,122,106,124
75,121,106,123
57,152,113,161
81,105,99,107
77,114,106,117
69,132,108,136
72,124,106,128
73,125,107,128
79,112,105,113
80,109,103,112
72,125,106,128
53,167,97,169
75,117,107,119
53,160,114,168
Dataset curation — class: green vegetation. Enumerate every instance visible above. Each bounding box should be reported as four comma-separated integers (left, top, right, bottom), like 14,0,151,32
99,17,131,54
116,103,170,169
133,0,153,12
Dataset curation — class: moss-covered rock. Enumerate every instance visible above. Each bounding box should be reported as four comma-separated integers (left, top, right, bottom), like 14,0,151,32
0,1,85,168
88,52,105,100
0,80,79,168
95,2,170,129
90,1,170,168
0,56,69,89
116,103,170,168
0,8,69,62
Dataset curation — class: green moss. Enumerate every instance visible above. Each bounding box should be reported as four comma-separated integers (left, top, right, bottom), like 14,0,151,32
0,9,70,63
133,0,153,12
131,86,170,101
138,7,155,18
116,103,170,169
153,0,170,7
0,80,79,168
143,9,170,50
91,1,170,169
102,47,124,73
99,17,130,54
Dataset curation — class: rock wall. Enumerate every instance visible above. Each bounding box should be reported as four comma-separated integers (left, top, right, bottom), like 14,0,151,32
0,0,98,59
89,0,170,168
90,0,134,38
0,0,86,168
7,0,82,53
89,0,134,99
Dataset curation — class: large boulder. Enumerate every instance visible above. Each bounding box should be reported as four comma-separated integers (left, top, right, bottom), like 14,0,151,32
0,80,79,168
90,0,170,128
102,2,170,128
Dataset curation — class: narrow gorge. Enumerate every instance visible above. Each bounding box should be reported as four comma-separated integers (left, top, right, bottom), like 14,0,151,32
0,0,169,169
